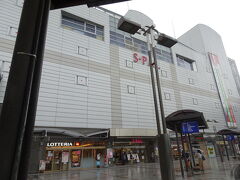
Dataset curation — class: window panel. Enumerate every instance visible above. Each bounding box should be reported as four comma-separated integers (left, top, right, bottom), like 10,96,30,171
177,55,197,71
155,48,173,63
228,89,232,95
16,0,24,7
164,92,171,100
128,85,135,94
77,46,87,56
62,11,104,41
188,78,194,85
215,102,221,109
8,27,18,37
192,98,198,105
76,76,88,86
86,23,96,33
210,84,216,90
161,70,168,77
126,60,133,68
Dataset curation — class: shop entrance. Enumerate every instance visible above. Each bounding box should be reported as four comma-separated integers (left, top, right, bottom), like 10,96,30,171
44,141,107,172
45,150,70,171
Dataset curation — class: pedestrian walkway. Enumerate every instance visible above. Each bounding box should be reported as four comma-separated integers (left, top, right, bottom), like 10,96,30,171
28,158,239,180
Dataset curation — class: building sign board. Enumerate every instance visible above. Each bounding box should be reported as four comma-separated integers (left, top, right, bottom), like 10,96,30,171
133,53,148,65
131,139,143,143
226,135,234,141
181,121,199,134
208,53,237,127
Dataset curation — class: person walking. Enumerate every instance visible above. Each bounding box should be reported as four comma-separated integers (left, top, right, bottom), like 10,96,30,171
196,149,205,171
96,153,101,168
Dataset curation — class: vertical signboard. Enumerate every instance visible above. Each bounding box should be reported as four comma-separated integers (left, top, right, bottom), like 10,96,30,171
208,53,237,127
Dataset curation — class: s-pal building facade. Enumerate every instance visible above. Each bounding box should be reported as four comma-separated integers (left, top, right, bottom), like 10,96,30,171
1,0,240,172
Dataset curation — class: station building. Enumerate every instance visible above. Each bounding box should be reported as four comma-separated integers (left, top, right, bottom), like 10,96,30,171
0,0,240,172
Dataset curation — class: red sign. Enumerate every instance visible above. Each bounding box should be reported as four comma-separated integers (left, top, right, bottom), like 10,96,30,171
133,53,148,65
75,142,81,146
209,53,220,65
131,139,143,143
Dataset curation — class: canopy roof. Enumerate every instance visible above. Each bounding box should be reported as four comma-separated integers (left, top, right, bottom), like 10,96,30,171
217,129,240,135
34,127,109,138
51,0,129,9
166,109,208,132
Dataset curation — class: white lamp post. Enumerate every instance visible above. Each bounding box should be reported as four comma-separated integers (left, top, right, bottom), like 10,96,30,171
118,10,177,180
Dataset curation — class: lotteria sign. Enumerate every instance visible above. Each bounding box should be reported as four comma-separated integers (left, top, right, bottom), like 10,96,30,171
133,53,148,65
47,142,75,147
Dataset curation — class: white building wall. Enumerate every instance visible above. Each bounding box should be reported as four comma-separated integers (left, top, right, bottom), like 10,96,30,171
0,1,240,135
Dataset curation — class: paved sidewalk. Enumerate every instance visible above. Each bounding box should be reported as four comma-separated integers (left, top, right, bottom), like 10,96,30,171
28,158,239,180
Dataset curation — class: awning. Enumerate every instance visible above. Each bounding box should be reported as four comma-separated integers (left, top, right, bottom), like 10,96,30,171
34,127,109,138
217,129,240,135
51,0,130,9
166,109,208,132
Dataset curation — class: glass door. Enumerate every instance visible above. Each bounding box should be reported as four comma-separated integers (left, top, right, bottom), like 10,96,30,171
61,151,69,170
45,150,53,171
52,151,61,171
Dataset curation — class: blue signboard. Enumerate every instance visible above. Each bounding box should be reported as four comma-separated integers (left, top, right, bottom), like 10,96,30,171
181,121,199,134
227,135,234,141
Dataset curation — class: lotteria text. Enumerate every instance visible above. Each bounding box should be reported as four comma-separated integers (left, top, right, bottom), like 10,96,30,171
47,142,73,147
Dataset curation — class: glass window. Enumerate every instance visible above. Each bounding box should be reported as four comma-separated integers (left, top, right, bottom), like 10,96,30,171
62,11,104,41
109,16,148,55
62,16,84,31
86,23,95,33
177,55,197,71
155,48,173,63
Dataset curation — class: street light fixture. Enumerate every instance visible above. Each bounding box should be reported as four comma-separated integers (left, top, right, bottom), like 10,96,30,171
156,33,178,48
117,17,141,34
118,11,177,180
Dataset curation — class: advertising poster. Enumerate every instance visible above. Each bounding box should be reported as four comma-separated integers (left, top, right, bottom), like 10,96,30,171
208,53,237,128
71,150,81,167
207,145,216,158
107,148,113,158
62,151,69,163
39,160,46,171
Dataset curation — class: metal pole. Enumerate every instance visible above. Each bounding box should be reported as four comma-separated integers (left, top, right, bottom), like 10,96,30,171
187,133,195,166
152,46,167,134
180,132,188,171
146,38,162,135
148,29,175,180
18,0,51,179
0,0,47,179
230,137,236,157
146,33,165,178
222,135,230,161
175,126,184,177
238,136,240,152
216,135,224,162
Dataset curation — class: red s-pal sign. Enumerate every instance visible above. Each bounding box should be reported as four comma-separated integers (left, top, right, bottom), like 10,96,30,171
133,53,148,65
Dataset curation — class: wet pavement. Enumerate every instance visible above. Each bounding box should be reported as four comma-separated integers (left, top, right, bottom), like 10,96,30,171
28,158,239,180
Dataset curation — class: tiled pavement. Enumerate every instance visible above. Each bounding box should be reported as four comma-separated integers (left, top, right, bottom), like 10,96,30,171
28,158,239,180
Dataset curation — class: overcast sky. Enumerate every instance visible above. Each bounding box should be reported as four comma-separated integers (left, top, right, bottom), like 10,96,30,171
103,0,240,72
